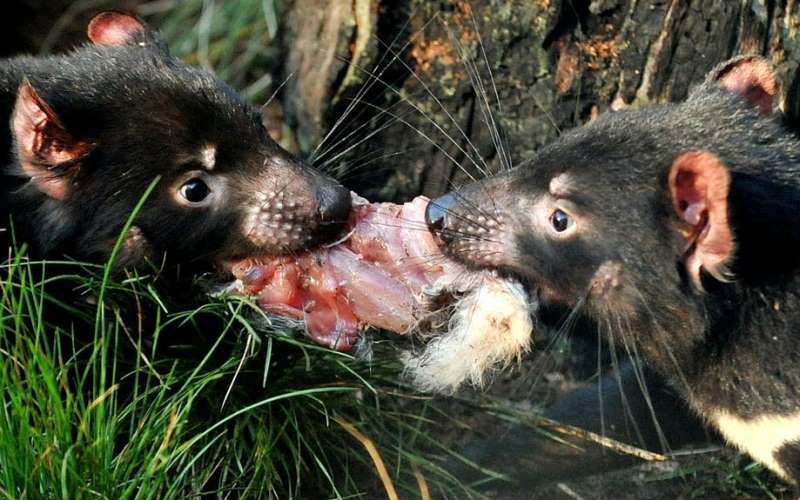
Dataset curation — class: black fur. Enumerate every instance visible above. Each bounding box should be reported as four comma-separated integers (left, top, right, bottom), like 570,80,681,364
429,59,800,483
776,441,800,483
0,13,350,275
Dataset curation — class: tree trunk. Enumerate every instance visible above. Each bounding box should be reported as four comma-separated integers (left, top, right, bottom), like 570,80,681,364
279,0,800,202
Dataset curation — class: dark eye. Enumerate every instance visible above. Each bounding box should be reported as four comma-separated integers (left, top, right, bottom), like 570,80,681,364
179,178,210,203
550,209,573,232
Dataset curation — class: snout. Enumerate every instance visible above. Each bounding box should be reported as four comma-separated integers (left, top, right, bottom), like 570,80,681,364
316,182,351,225
311,178,351,244
237,158,352,256
424,187,515,272
425,192,456,232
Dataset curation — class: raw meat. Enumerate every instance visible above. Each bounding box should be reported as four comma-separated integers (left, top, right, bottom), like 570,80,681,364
227,193,534,392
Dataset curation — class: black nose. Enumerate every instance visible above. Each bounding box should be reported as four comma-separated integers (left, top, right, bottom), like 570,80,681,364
425,192,456,230
317,182,351,224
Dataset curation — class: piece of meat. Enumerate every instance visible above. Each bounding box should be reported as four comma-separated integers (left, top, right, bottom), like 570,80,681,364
229,193,463,350
327,246,417,333
347,198,431,294
227,193,534,393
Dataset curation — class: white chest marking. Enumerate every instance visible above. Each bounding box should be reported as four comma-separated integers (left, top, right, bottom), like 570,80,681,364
710,410,800,480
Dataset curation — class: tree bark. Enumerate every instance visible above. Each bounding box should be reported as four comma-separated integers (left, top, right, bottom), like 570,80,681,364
280,0,800,201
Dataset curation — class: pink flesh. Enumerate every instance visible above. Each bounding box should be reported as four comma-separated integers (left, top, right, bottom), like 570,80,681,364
230,194,460,351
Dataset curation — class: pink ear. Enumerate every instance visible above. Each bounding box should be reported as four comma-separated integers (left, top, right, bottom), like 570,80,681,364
669,151,735,289
87,11,146,46
11,80,93,200
712,56,776,116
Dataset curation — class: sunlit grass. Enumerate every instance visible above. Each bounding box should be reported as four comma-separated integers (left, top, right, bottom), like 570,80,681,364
0,177,489,498
0,242,490,498
0,4,495,498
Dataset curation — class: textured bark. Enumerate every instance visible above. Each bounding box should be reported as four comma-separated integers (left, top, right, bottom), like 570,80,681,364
281,0,800,202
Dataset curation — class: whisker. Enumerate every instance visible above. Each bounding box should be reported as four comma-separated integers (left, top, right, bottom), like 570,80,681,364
467,8,512,172
359,220,499,244
341,99,480,182
336,149,424,181
616,311,670,453
310,11,429,163
437,230,500,244
597,314,606,439
315,97,411,171
602,312,646,447
418,199,497,231
446,188,503,227
525,327,571,391
260,72,294,114
523,295,588,393
309,11,528,193
532,93,562,136
447,24,510,175
366,29,493,178
525,292,588,398
631,287,695,401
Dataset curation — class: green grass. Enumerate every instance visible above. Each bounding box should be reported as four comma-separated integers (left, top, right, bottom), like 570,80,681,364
149,0,282,102
644,455,791,499
0,239,490,498
0,182,489,498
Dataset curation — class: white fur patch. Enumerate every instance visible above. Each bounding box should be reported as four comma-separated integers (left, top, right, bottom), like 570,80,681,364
402,273,534,393
710,409,800,481
200,145,216,170
549,172,572,197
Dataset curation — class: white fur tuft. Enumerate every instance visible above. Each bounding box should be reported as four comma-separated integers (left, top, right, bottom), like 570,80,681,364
403,273,534,393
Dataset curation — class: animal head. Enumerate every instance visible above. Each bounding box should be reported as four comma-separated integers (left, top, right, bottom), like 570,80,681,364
426,56,800,337
9,11,350,270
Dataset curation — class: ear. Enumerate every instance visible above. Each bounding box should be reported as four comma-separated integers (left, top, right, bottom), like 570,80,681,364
11,80,94,200
708,56,777,116
87,11,147,46
669,151,735,289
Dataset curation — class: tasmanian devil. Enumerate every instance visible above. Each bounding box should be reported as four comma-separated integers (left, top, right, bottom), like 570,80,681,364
426,56,800,484
0,11,351,275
